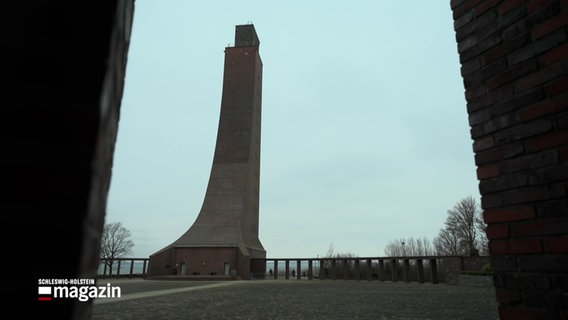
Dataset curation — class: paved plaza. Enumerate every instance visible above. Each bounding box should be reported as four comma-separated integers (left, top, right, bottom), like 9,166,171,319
91,279,499,320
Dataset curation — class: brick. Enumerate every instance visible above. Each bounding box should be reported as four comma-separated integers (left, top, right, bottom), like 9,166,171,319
486,223,510,239
499,305,555,320
490,256,517,271
473,0,500,16
474,141,524,165
479,171,529,193
523,2,564,36
498,0,526,15
500,3,529,28
471,113,521,139
460,57,481,76
477,163,500,178
509,31,567,66
518,254,568,272
528,0,559,13
481,57,509,79
561,147,568,161
536,199,568,218
469,107,492,126
534,11,568,38
473,135,495,151
545,77,568,97
540,42,568,66
493,118,553,145
453,0,484,20
525,129,568,152
519,94,568,122
550,274,568,291
485,33,531,64
451,0,467,9
531,162,568,184
460,34,503,62
463,67,484,89
467,84,514,112
481,193,504,209
458,35,479,54
512,218,568,237
494,271,551,290
454,10,474,30
556,113,568,129
492,88,544,117
490,239,510,254
503,184,566,205
543,235,568,253
499,149,559,173
484,205,536,223
522,289,567,310
495,288,521,304
487,59,538,90
465,83,487,100
510,238,543,254
514,59,568,93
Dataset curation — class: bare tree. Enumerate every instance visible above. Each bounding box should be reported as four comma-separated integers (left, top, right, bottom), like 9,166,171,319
100,222,134,275
435,196,486,256
320,242,358,278
383,238,405,257
434,227,461,255
476,216,489,255
384,237,434,257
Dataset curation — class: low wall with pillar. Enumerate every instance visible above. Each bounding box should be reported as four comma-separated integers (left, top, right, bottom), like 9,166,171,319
255,256,490,285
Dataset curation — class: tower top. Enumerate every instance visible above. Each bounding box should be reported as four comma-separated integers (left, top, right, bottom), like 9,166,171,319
234,24,259,48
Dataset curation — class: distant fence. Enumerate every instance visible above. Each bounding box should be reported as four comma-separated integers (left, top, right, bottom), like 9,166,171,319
253,256,490,285
98,256,490,284
98,258,149,278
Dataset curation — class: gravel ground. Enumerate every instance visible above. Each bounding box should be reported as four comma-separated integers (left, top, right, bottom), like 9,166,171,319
91,279,499,320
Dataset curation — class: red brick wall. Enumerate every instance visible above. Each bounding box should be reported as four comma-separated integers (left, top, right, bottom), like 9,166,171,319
451,0,567,319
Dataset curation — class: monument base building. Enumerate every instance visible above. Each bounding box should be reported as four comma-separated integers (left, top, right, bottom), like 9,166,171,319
148,24,266,279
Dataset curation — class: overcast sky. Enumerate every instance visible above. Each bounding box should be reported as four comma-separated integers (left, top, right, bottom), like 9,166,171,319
106,0,481,259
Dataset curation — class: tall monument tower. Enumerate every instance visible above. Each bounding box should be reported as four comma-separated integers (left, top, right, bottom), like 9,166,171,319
148,24,266,279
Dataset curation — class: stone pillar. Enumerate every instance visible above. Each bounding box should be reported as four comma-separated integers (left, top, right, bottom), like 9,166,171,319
430,259,439,284
273,260,278,279
417,259,425,284
403,259,411,282
378,259,385,282
391,259,398,282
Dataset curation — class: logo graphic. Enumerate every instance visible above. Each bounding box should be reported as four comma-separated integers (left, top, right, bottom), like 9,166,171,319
38,286,52,301
37,279,121,302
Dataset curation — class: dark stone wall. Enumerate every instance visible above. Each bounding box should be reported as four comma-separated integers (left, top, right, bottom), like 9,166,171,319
450,1,567,319
4,1,134,319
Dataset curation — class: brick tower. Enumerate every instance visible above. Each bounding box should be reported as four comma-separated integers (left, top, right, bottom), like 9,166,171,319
148,24,266,279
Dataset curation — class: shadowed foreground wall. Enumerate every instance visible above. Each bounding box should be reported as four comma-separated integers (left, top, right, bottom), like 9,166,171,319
451,1,567,319
4,1,134,319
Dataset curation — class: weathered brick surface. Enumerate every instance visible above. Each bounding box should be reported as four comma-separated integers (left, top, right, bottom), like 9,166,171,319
452,0,568,318
487,223,511,239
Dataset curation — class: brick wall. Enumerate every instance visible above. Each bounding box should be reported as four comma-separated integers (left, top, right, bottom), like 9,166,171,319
451,0,567,319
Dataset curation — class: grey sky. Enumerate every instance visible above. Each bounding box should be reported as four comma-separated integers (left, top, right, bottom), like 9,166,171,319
106,0,481,259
